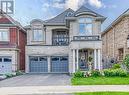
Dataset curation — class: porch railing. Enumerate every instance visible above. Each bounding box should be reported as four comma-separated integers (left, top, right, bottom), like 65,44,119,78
52,37,69,46
73,36,100,41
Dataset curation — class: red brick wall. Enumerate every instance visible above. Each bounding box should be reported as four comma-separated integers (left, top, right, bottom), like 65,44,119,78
18,29,26,70
0,27,18,48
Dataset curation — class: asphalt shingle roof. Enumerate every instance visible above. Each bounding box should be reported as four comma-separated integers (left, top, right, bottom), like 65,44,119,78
46,8,74,24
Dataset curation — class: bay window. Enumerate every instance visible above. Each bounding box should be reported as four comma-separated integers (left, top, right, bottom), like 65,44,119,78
79,17,93,35
0,29,9,41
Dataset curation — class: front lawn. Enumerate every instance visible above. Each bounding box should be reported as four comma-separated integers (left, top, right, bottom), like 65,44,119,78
75,92,129,95
72,77,129,85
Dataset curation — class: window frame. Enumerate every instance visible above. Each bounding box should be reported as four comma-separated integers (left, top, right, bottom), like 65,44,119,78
32,28,44,42
0,29,9,42
78,17,93,36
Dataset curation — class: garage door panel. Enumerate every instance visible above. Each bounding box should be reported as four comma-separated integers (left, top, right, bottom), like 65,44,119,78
0,57,12,74
51,56,68,73
29,57,48,73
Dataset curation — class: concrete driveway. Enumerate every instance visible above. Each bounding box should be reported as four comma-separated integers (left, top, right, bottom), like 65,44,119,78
0,74,71,87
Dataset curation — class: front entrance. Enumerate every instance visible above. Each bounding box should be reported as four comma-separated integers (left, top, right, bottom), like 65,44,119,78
79,49,94,71
0,56,12,74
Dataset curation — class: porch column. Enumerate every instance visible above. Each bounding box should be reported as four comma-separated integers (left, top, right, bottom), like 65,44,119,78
48,56,51,72
94,49,97,69
98,49,101,70
76,49,79,71
73,49,76,73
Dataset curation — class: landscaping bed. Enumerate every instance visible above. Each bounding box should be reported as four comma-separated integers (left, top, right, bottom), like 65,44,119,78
0,71,24,81
75,92,129,95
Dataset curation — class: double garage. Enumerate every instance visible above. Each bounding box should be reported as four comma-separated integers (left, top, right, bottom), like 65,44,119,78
29,56,69,73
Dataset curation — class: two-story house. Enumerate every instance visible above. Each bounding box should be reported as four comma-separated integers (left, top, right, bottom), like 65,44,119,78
0,11,26,74
25,6,106,74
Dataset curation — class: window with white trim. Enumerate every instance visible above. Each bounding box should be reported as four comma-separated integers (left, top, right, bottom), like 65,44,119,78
0,29,9,41
79,17,93,35
33,29,44,41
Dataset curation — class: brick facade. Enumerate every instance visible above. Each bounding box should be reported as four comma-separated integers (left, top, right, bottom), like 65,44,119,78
102,16,129,64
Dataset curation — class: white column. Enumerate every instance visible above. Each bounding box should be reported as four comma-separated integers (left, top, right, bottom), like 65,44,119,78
73,49,76,73
98,49,101,70
76,49,79,71
94,49,97,69
48,56,51,72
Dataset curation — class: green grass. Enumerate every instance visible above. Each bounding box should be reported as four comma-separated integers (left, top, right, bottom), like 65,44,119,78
75,92,129,95
72,77,129,85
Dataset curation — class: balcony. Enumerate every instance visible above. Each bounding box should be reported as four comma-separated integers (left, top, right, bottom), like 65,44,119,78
73,35,100,41
52,37,69,46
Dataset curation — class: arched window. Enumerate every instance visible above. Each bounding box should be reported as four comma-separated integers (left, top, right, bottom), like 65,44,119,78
79,17,93,35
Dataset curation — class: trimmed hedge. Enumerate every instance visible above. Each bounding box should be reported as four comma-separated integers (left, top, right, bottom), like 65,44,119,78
103,68,128,77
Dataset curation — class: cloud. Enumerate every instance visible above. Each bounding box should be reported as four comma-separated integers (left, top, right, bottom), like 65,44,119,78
41,0,104,11
65,0,86,10
88,0,103,8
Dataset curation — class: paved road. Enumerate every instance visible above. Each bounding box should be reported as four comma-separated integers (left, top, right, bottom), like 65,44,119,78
1,85,129,95
0,74,71,87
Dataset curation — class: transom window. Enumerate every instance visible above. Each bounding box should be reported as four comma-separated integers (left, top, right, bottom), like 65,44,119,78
79,17,93,35
0,29,9,41
33,29,44,41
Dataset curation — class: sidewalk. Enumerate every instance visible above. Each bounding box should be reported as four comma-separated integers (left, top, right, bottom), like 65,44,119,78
0,85,129,95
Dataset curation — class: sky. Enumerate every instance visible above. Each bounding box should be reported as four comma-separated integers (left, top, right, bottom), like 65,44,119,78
9,0,129,31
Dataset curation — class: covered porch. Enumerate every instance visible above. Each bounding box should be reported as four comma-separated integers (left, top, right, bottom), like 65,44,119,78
72,48,102,72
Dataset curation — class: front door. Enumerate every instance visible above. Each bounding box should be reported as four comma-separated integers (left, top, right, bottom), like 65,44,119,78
79,50,89,70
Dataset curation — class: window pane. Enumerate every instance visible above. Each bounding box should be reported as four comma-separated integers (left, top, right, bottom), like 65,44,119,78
30,57,38,61
0,58,2,62
0,32,2,41
33,29,43,41
79,18,85,23
4,58,12,62
0,29,9,41
2,31,8,41
52,57,59,61
86,18,92,23
86,24,92,35
39,57,47,61
79,24,85,35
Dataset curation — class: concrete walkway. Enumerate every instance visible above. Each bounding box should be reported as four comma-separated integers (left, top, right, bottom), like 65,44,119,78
0,85,129,95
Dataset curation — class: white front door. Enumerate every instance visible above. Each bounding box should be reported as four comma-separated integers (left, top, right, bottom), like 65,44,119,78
0,57,12,74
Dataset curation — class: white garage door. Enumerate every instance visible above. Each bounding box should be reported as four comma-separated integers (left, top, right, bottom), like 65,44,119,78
0,57,12,74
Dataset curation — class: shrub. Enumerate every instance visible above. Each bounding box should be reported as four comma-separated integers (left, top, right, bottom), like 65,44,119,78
91,70,101,77
73,71,84,78
5,73,13,78
112,64,121,69
103,68,127,77
123,54,129,69
16,70,23,76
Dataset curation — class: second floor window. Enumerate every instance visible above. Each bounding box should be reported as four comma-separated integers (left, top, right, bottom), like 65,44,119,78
33,29,44,41
79,17,93,35
0,29,9,41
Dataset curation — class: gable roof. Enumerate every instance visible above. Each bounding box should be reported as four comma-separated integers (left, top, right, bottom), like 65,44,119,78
45,8,74,25
0,10,26,32
74,6,104,17
102,8,129,36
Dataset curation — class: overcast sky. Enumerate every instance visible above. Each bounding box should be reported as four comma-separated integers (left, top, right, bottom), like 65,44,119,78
10,0,129,31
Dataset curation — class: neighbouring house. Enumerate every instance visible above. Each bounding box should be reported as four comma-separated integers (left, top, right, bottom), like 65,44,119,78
0,11,26,74
25,6,106,74
102,9,129,68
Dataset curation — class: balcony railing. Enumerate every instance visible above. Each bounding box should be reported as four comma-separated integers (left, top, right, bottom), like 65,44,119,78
52,37,69,46
73,36,100,41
